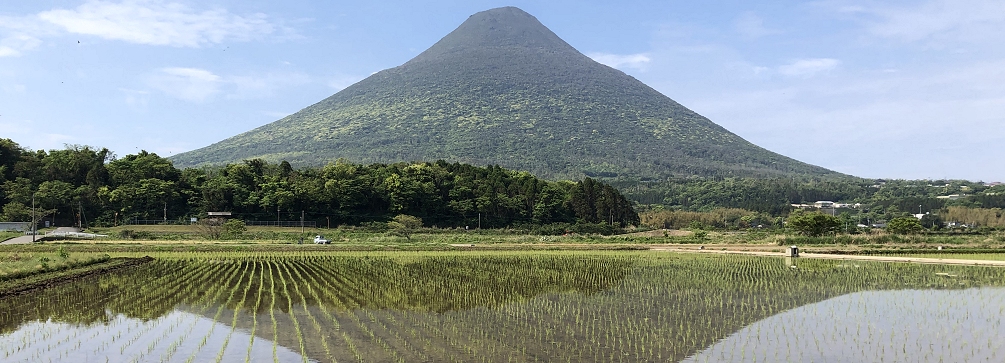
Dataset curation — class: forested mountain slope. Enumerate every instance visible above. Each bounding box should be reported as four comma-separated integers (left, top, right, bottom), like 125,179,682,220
171,6,840,180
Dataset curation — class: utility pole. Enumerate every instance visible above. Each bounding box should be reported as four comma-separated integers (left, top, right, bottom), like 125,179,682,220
163,202,167,222
478,213,481,230
31,195,36,243
300,210,305,244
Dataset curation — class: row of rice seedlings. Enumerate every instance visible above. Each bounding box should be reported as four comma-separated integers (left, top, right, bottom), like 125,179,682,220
160,259,248,362
113,262,220,358
295,258,396,362
0,259,194,360
272,258,310,362
242,260,265,363
183,260,253,363
282,259,337,362
212,260,258,363
267,259,280,363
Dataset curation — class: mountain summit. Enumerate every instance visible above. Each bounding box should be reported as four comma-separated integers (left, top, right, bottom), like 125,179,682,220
172,7,838,179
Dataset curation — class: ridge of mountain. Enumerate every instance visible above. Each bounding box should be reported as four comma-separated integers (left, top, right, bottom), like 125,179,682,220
171,6,840,180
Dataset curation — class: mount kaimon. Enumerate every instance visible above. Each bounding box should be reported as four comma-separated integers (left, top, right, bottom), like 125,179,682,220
172,6,839,179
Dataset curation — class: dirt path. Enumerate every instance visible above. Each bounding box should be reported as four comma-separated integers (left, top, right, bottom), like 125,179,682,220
649,247,1005,267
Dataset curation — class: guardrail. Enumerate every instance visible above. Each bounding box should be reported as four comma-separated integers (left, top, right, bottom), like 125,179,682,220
44,231,108,239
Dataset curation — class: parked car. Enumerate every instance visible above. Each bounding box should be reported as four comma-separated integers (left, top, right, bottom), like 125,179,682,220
313,235,330,244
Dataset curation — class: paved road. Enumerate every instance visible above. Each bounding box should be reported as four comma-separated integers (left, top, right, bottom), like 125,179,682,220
1,227,80,244
650,247,1005,267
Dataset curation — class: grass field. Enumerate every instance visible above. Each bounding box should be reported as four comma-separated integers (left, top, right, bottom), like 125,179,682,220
0,232,20,243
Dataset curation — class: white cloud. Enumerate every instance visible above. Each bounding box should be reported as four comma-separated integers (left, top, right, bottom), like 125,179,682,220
228,73,311,100
0,34,41,57
36,0,278,47
854,0,1005,45
734,12,780,39
587,52,651,71
778,58,841,77
146,67,222,102
145,68,315,102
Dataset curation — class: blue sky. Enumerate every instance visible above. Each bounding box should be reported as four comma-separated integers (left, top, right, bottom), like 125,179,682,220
1,0,1002,181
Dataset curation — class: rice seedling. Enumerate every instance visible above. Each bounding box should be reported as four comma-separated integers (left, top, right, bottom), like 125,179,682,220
1,252,1004,362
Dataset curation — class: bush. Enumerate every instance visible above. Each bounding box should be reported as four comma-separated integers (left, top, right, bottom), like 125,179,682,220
887,217,923,234
786,211,840,237
387,214,423,239
222,219,247,239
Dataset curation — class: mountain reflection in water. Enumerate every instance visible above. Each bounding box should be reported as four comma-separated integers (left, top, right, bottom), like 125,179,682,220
683,287,1005,363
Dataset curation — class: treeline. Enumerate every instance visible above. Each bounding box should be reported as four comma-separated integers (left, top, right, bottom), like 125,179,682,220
639,208,778,230
944,207,1005,228
0,139,639,229
618,177,1004,215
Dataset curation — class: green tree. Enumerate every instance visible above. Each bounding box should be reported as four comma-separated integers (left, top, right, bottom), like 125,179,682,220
887,217,923,234
222,219,247,239
387,214,423,240
786,211,840,237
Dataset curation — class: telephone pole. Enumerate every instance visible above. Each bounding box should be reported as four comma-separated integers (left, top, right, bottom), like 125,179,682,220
31,195,36,243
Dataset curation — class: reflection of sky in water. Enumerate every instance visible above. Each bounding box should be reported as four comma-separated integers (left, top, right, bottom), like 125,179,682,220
683,287,1005,363
0,310,312,363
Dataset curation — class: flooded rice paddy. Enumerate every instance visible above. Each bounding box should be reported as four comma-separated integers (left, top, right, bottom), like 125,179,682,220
1,252,1004,362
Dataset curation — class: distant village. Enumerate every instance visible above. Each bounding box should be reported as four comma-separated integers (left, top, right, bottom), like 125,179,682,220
791,181,1003,229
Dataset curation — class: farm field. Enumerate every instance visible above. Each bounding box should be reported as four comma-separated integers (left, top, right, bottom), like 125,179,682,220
1,251,1004,362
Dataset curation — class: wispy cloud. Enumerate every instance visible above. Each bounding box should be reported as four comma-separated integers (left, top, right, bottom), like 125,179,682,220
734,12,780,39
587,52,651,71
0,34,41,57
145,67,314,102
778,58,841,77
37,0,279,47
228,72,311,99
869,0,1005,43
146,67,222,102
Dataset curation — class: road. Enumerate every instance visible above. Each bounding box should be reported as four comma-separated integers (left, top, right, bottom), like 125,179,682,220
1,227,80,245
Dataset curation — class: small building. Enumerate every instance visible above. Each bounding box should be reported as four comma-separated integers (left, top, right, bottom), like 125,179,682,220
814,201,835,209
0,222,31,232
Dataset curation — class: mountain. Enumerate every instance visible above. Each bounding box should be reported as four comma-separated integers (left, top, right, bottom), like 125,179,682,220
171,6,840,179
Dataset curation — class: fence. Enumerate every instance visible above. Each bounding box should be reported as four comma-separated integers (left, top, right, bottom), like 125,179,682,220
245,221,317,227
123,219,317,228
123,219,191,225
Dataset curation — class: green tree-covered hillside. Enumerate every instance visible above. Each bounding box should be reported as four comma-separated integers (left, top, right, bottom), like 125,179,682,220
171,7,839,180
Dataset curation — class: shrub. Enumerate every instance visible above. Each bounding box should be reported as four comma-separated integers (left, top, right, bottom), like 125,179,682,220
222,219,247,239
388,214,423,240
887,217,924,235
786,211,840,237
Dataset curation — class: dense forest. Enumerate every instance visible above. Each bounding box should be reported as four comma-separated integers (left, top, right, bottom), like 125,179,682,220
4,137,1002,232
0,139,638,230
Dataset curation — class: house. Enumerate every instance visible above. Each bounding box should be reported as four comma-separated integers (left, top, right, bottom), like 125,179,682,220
814,201,835,209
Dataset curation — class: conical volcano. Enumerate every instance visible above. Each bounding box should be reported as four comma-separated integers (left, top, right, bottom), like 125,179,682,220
172,6,838,179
